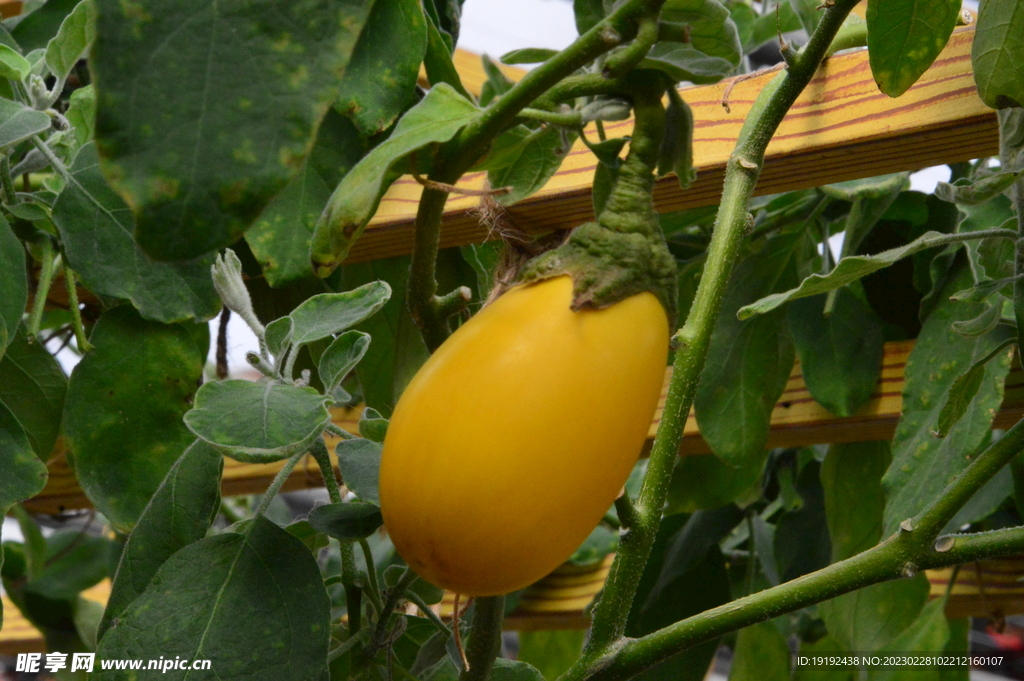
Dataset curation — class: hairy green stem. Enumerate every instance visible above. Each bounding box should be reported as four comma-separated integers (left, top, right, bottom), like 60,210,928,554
62,263,93,352
406,0,667,350
26,239,59,341
458,596,505,681
253,452,303,517
370,567,419,653
576,0,862,666
325,422,356,440
518,107,584,127
311,437,342,504
359,539,384,613
341,541,362,635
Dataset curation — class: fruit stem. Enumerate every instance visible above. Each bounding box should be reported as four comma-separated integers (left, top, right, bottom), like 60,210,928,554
576,0,863,664
458,595,505,681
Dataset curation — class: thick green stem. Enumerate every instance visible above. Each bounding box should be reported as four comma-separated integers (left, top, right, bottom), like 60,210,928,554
342,541,362,635
370,567,419,654
26,240,59,341
311,437,342,504
408,185,457,352
458,596,505,681
0,154,16,203
359,539,384,613
578,0,862,664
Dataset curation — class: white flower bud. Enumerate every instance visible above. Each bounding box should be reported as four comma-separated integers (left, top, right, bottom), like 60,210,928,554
211,249,264,336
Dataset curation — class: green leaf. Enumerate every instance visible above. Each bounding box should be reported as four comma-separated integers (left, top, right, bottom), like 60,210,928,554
774,461,831,582
640,42,736,84
382,565,444,605
657,0,742,76
729,621,790,681
184,379,332,463
99,440,223,639
338,255,430,417
0,43,31,79
696,233,801,467
65,83,95,149
95,515,330,681
824,172,909,260
972,0,1024,108
949,300,1002,336
91,0,374,261
795,635,855,681
311,83,480,273
500,48,558,65
665,451,763,513
491,659,546,681
658,89,695,188
23,529,113,602
787,288,884,417
358,407,389,442
821,441,890,562
64,307,203,531
744,2,802,53
244,110,368,288
950,275,1022,302
867,0,960,97
882,265,1015,534
943,464,1012,532
264,316,292,358
479,54,515,107
872,598,950,681
819,574,930,654
285,519,329,554
573,0,605,35
738,229,1017,319
490,123,576,206
319,330,371,394
52,143,221,324
288,281,391,346
337,0,426,136
11,0,80,52
0,216,27,360
44,0,94,80
0,98,51,147
335,437,382,503
935,168,1024,205
0,329,67,460
518,630,585,681
568,524,619,566
422,8,471,99
308,501,383,540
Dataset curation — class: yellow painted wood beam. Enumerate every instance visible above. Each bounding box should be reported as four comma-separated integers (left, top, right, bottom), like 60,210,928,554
344,26,996,265
20,339,1024,515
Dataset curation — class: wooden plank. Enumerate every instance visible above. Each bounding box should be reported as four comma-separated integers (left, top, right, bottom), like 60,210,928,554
21,339,1024,514
343,26,996,265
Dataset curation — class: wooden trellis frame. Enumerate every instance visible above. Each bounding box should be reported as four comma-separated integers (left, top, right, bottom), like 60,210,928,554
2,24,1015,652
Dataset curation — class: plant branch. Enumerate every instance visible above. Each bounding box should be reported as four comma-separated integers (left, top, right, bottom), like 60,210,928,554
253,452,303,517
370,567,419,654
359,538,384,613
458,596,505,681
574,0,863,666
0,153,16,203
311,437,342,504
27,239,59,340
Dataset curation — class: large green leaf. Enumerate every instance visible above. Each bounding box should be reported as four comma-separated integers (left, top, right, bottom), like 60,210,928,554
95,515,330,681
318,330,371,394
972,0,1024,109
0,330,67,460
244,109,367,287
44,0,94,81
821,441,890,562
52,143,221,324
0,98,52,148
882,265,1015,535
99,440,223,639
819,574,930,655
338,255,430,417
335,437,382,503
640,42,736,84
729,621,790,681
336,0,426,135
0,401,49,629
310,83,480,274
288,281,391,346
695,233,802,468
184,379,332,463
0,216,27,359
491,125,577,206
492,660,546,681
308,501,383,540
867,0,960,97
11,0,80,52
871,598,950,681
91,0,373,261
775,461,831,582
64,307,203,531
787,288,884,417
739,229,1017,319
